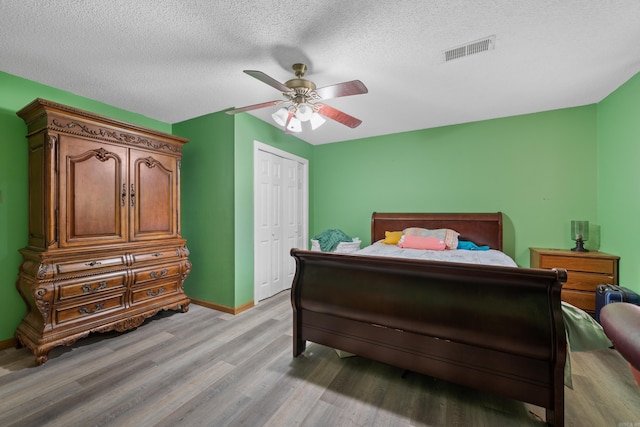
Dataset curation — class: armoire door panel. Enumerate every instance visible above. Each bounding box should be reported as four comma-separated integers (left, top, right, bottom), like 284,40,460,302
27,132,46,248
130,152,177,241
58,136,128,247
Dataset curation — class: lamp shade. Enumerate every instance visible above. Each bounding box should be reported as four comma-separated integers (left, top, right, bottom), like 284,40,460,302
571,220,589,241
286,117,302,133
271,107,289,126
309,112,326,130
295,103,314,122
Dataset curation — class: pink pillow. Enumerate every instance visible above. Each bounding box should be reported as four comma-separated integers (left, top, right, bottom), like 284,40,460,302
398,235,446,251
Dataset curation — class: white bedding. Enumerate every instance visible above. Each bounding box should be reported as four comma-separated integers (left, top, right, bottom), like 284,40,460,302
349,240,612,388
354,241,518,268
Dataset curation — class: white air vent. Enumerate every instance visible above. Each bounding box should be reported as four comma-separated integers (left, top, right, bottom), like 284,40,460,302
443,35,496,62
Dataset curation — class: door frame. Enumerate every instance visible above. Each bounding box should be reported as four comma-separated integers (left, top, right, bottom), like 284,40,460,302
253,140,309,304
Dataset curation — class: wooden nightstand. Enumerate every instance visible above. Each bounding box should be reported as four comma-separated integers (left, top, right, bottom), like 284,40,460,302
530,248,619,316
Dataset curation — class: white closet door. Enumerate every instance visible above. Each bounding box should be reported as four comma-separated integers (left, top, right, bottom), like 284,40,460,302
255,150,282,301
254,144,307,302
282,158,301,289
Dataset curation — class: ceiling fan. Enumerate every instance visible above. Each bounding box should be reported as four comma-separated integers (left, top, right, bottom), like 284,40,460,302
225,63,368,132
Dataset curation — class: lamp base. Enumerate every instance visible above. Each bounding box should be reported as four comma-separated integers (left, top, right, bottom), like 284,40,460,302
571,238,589,252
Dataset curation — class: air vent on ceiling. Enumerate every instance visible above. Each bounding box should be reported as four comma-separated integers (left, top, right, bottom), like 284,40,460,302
443,35,496,62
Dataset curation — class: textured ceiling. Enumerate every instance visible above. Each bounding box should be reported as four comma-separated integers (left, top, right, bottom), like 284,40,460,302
2,0,640,145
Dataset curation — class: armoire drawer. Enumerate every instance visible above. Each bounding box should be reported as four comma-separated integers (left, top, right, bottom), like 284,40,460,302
54,293,126,325
55,255,126,274
131,280,179,305
57,273,127,301
133,263,181,285
131,248,182,264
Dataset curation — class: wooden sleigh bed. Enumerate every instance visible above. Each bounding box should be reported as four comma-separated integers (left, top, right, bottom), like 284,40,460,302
290,212,567,426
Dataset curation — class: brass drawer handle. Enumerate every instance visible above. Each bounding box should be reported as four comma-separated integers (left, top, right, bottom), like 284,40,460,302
81,281,107,293
146,287,165,297
152,252,163,257
149,269,168,279
78,302,105,315
85,260,102,267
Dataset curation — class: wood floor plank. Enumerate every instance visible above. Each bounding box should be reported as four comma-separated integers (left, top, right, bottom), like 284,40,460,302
263,344,344,426
154,335,292,426
0,290,639,426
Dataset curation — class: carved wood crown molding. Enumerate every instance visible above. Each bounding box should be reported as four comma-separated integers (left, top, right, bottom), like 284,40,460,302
50,118,182,154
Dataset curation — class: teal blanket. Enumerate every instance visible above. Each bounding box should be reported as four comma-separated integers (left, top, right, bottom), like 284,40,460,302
313,229,352,252
457,240,490,250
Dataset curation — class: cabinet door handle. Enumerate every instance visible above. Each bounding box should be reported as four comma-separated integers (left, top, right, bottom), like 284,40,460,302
78,302,105,315
130,184,135,207
121,183,126,206
146,287,165,297
150,269,168,279
81,281,107,293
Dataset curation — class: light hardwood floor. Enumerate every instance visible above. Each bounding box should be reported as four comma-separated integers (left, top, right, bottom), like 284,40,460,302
1,291,639,426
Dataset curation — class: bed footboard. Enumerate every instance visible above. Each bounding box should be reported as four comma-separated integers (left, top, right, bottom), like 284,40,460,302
290,249,567,426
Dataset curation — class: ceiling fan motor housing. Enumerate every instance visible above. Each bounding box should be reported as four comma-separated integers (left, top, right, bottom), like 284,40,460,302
285,62,316,101
284,79,316,91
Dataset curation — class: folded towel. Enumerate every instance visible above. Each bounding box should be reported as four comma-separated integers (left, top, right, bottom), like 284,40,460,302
313,229,352,252
457,240,490,251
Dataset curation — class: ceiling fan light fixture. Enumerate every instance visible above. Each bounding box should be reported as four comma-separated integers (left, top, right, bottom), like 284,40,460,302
287,116,302,133
271,107,289,126
309,112,326,130
295,103,314,122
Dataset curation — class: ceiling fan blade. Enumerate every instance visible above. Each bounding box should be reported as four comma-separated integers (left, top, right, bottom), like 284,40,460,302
244,70,292,93
315,103,362,128
225,100,283,114
313,80,368,100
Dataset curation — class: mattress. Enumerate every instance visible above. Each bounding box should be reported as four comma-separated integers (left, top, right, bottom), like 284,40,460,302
354,241,518,268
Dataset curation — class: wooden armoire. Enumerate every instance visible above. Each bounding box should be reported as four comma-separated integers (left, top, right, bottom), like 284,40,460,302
14,99,191,364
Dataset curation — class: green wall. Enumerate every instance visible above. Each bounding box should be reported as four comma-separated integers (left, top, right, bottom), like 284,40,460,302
174,111,313,308
313,106,598,267
598,72,640,292
173,111,236,307
0,71,171,342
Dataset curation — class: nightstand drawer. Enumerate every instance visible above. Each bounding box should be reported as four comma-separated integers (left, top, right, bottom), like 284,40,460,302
562,289,596,312
565,271,615,292
538,255,615,274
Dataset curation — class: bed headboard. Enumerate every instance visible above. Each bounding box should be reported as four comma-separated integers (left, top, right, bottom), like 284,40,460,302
371,212,503,251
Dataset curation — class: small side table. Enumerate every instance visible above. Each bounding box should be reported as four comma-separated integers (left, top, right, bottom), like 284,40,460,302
530,247,619,317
